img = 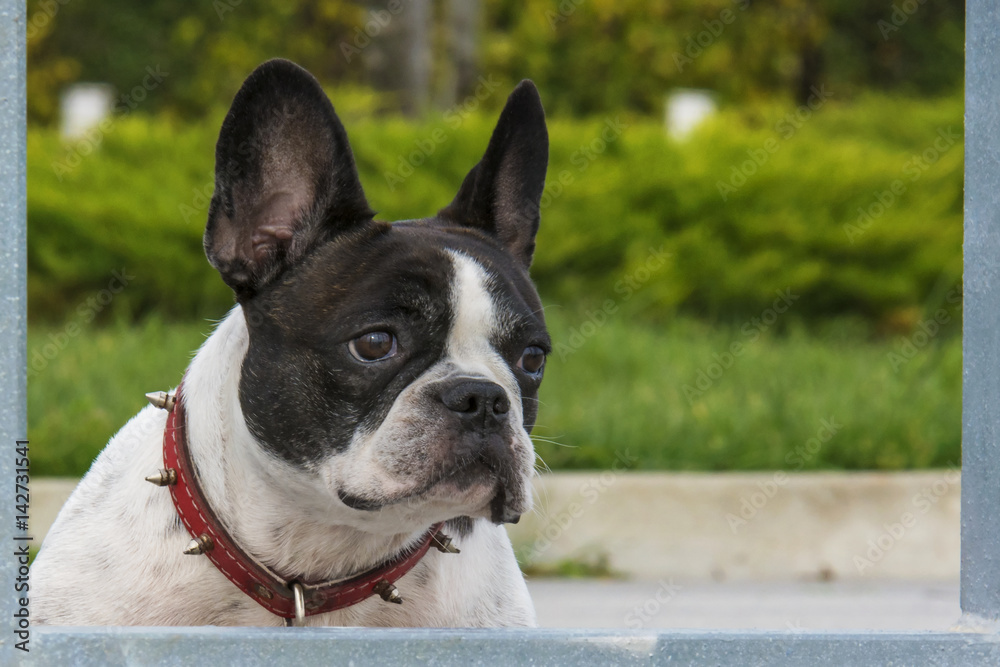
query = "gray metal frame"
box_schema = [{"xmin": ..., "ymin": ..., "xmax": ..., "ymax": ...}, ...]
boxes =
[
  {"xmin": 4, "ymin": 0, "xmax": 999, "ymax": 664},
  {"xmin": 961, "ymin": 0, "xmax": 1000, "ymax": 625},
  {"xmin": 1, "ymin": 0, "xmax": 29, "ymax": 658}
]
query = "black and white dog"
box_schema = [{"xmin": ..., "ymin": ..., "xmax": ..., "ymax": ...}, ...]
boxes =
[{"xmin": 31, "ymin": 59, "xmax": 549, "ymax": 627}]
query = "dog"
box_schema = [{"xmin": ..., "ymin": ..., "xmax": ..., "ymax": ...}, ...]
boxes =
[{"xmin": 31, "ymin": 59, "xmax": 549, "ymax": 627}]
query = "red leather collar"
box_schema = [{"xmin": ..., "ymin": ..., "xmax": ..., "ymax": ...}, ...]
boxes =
[{"xmin": 160, "ymin": 381, "xmax": 444, "ymax": 621}]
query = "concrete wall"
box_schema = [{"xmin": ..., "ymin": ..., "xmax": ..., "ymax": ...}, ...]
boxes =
[
  {"xmin": 34, "ymin": 471, "xmax": 959, "ymax": 582},
  {"xmin": 506, "ymin": 471, "xmax": 959, "ymax": 581}
]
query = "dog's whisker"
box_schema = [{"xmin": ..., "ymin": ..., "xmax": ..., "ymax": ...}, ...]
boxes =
[
  {"xmin": 530, "ymin": 303, "xmax": 563, "ymax": 317},
  {"xmin": 530, "ymin": 436, "xmax": 573, "ymax": 449},
  {"xmin": 533, "ymin": 453, "xmax": 553, "ymax": 475}
]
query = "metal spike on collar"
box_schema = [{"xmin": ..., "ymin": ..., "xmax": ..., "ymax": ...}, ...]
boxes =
[
  {"xmin": 145, "ymin": 468, "xmax": 177, "ymax": 486},
  {"xmin": 432, "ymin": 532, "xmax": 460, "ymax": 554},
  {"xmin": 373, "ymin": 580, "xmax": 403, "ymax": 604},
  {"xmin": 145, "ymin": 390, "xmax": 176, "ymax": 411},
  {"xmin": 183, "ymin": 533, "xmax": 214, "ymax": 555}
]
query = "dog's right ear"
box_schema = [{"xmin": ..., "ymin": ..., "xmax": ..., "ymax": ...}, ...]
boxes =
[{"xmin": 205, "ymin": 59, "xmax": 373, "ymax": 299}]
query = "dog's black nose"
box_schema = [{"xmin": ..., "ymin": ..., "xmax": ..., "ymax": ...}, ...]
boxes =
[{"xmin": 441, "ymin": 380, "xmax": 510, "ymax": 429}]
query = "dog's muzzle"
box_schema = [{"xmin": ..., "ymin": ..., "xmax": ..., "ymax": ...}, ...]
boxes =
[{"xmin": 439, "ymin": 379, "xmax": 527, "ymax": 523}]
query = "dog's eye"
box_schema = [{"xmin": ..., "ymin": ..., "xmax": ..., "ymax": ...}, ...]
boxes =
[
  {"xmin": 349, "ymin": 332, "xmax": 397, "ymax": 362},
  {"xmin": 517, "ymin": 346, "xmax": 546, "ymax": 375}
]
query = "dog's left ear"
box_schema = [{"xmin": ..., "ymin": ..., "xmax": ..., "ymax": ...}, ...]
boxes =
[
  {"xmin": 438, "ymin": 80, "xmax": 548, "ymax": 269},
  {"xmin": 205, "ymin": 59, "xmax": 374, "ymax": 299}
]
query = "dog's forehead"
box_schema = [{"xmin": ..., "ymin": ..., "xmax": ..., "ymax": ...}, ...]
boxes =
[
  {"xmin": 389, "ymin": 221, "xmax": 546, "ymax": 324},
  {"xmin": 266, "ymin": 220, "xmax": 542, "ymax": 325}
]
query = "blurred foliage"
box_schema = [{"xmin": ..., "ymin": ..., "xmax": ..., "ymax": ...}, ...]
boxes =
[
  {"xmin": 483, "ymin": 0, "xmax": 964, "ymax": 115},
  {"xmin": 28, "ymin": 90, "xmax": 962, "ymax": 331},
  {"xmin": 26, "ymin": 0, "xmax": 368, "ymax": 124},
  {"xmin": 26, "ymin": 0, "xmax": 964, "ymax": 123},
  {"xmin": 25, "ymin": 4, "xmax": 80, "ymax": 123}
]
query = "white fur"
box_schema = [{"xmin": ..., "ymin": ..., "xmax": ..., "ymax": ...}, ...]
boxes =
[
  {"xmin": 444, "ymin": 250, "xmax": 516, "ymax": 387},
  {"xmin": 31, "ymin": 284, "xmax": 536, "ymax": 626}
]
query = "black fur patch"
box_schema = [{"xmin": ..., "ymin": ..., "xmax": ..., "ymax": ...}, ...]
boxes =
[{"xmin": 445, "ymin": 515, "xmax": 476, "ymax": 539}]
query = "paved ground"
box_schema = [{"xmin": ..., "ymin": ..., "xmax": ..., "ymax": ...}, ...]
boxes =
[{"xmin": 527, "ymin": 579, "xmax": 960, "ymax": 630}]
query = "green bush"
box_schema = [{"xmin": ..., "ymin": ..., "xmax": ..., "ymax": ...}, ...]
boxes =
[{"xmin": 29, "ymin": 91, "xmax": 962, "ymax": 330}]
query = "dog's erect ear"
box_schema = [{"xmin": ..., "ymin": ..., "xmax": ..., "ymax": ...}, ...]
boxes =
[
  {"xmin": 205, "ymin": 59, "xmax": 373, "ymax": 298},
  {"xmin": 438, "ymin": 80, "xmax": 548, "ymax": 268}
]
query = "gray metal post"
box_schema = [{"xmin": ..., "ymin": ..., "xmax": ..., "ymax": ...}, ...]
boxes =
[
  {"xmin": 963, "ymin": 0, "xmax": 1000, "ymax": 623},
  {"xmin": 0, "ymin": 0, "xmax": 27, "ymax": 660}
]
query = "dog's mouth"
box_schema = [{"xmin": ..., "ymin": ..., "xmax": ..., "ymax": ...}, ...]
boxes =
[
  {"xmin": 336, "ymin": 490, "xmax": 385, "ymax": 512},
  {"xmin": 337, "ymin": 450, "xmax": 526, "ymax": 524},
  {"xmin": 489, "ymin": 485, "xmax": 520, "ymax": 524}
]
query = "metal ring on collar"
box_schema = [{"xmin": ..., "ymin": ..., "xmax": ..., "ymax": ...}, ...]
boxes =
[{"xmin": 289, "ymin": 582, "xmax": 306, "ymax": 627}]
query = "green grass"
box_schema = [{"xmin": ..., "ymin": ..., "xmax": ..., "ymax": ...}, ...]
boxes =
[
  {"xmin": 519, "ymin": 553, "xmax": 622, "ymax": 579},
  {"xmin": 535, "ymin": 310, "xmax": 961, "ymax": 471},
  {"xmin": 28, "ymin": 317, "xmax": 210, "ymax": 476},
  {"xmin": 28, "ymin": 310, "xmax": 961, "ymax": 477}
]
